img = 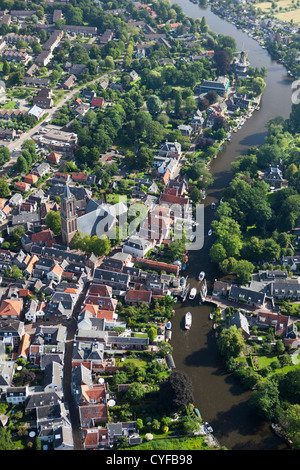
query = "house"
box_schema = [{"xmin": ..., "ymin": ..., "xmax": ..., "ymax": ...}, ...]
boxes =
[
  {"xmin": 91, "ymin": 96, "xmax": 104, "ymax": 109},
  {"xmin": 47, "ymin": 263, "xmax": 64, "ymax": 282},
  {"xmin": 81, "ymin": 89, "xmax": 96, "ymax": 102},
  {"xmin": 6, "ymin": 386, "xmax": 28, "ymax": 405},
  {"xmin": 228, "ymin": 311, "xmax": 250, "ymax": 337},
  {"xmin": 0, "ymin": 319, "xmax": 24, "ymax": 349},
  {"xmin": 125, "ymin": 289, "xmax": 152, "ymax": 305},
  {"xmin": 122, "ymin": 236, "xmax": 153, "ymax": 258},
  {"xmin": 62, "ymin": 25, "xmax": 97, "ymax": 35},
  {"xmin": 26, "ymin": 63, "xmax": 38, "ymax": 77},
  {"xmin": 82, "ymin": 427, "xmax": 109, "ymax": 450},
  {"xmin": 2, "ymin": 50, "xmax": 29, "ymax": 63},
  {"xmin": 47, "ymin": 152, "xmax": 61, "ymax": 164},
  {"xmin": 0, "ymin": 299, "xmax": 23, "ymax": 320},
  {"xmin": 15, "ymin": 181, "xmax": 30, "ymax": 192},
  {"xmin": 23, "ymin": 77, "xmax": 51, "ymax": 87},
  {"xmin": 159, "ymin": 141, "xmax": 182, "ymax": 159},
  {"xmin": 26, "ymin": 105, "xmax": 45, "ymax": 120},
  {"xmin": 43, "ymin": 361, "xmax": 64, "ymax": 393},
  {"xmin": 178, "ymin": 125, "xmax": 194, "ymax": 137},
  {"xmin": 129, "ymin": 70, "xmax": 139, "ymax": 81},
  {"xmin": 0, "ymin": 361, "xmax": 15, "ymax": 392},
  {"xmin": 264, "ymin": 165, "xmax": 284, "ymax": 189},
  {"xmin": 107, "ymin": 422, "xmax": 141, "ymax": 446},
  {"xmin": 0, "ymin": 128, "xmax": 16, "ymax": 140},
  {"xmin": 35, "ymin": 50, "xmax": 52, "ymax": 66},
  {"xmin": 199, "ymin": 76, "xmax": 230, "ymax": 96},
  {"xmin": 255, "ymin": 311, "xmax": 298, "ymax": 342},
  {"xmin": 92, "ymin": 269, "xmax": 130, "ymax": 292},
  {"xmin": 24, "ymin": 174, "xmax": 38, "ymax": 185},
  {"xmin": 229, "ymin": 285, "xmax": 266, "ymax": 308},
  {"xmin": 9, "ymin": 193, "xmax": 23, "ymax": 207},
  {"xmin": 33, "ymin": 88, "xmax": 53, "ymax": 109},
  {"xmin": 63, "ymin": 74, "xmax": 76, "ymax": 89},
  {"xmin": 32, "ymin": 162, "xmax": 50, "ymax": 178}
]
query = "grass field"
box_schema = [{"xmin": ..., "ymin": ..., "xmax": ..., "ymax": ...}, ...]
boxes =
[
  {"xmin": 275, "ymin": 9, "xmax": 300, "ymax": 22},
  {"xmin": 255, "ymin": 0, "xmax": 300, "ymax": 23}
]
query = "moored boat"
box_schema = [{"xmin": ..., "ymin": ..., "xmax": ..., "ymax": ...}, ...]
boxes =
[
  {"xmin": 166, "ymin": 321, "xmax": 172, "ymax": 330},
  {"xmin": 185, "ymin": 312, "xmax": 192, "ymax": 330},
  {"xmin": 198, "ymin": 271, "xmax": 205, "ymax": 281},
  {"xmin": 189, "ymin": 287, "xmax": 197, "ymax": 300},
  {"xmin": 205, "ymin": 422, "xmax": 213, "ymax": 433}
]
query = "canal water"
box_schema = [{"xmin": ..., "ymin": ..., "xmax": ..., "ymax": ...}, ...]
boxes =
[{"xmin": 170, "ymin": 0, "xmax": 293, "ymax": 450}]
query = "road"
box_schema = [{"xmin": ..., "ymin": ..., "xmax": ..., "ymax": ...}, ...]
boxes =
[{"xmin": 62, "ymin": 281, "xmax": 90, "ymax": 450}]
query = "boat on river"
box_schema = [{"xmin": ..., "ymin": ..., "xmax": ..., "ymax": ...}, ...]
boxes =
[
  {"xmin": 208, "ymin": 229, "xmax": 212, "ymax": 236},
  {"xmin": 205, "ymin": 422, "xmax": 213, "ymax": 433},
  {"xmin": 189, "ymin": 287, "xmax": 197, "ymax": 300},
  {"xmin": 199, "ymin": 271, "xmax": 205, "ymax": 281},
  {"xmin": 166, "ymin": 321, "xmax": 172, "ymax": 330},
  {"xmin": 185, "ymin": 312, "xmax": 192, "ymax": 330}
]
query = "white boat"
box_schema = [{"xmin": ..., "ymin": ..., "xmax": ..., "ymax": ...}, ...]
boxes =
[
  {"xmin": 205, "ymin": 422, "xmax": 213, "ymax": 433},
  {"xmin": 211, "ymin": 202, "xmax": 216, "ymax": 209},
  {"xmin": 189, "ymin": 288, "xmax": 197, "ymax": 300},
  {"xmin": 199, "ymin": 271, "xmax": 205, "ymax": 281},
  {"xmin": 185, "ymin": 312, "xmax": 192, "ymax": 330},
  {"xmin": 208, "ymin": 229, "xmax": 212, "ymax": 236},
  {"xmin": 166, "ymin": 321, "xmax": 172, "ymax": 330}
]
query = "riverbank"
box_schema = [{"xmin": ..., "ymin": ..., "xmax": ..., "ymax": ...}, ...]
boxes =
[
  {"xmin": 208, "ymin": 0, "xmax": 299, "ymax": 79},
  {"xmin": 170, "ymin": 0, "xmax": 292, "ymax": 450}
]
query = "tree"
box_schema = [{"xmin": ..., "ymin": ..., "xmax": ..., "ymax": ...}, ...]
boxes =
[
  {"xmin": 0, "ymin": 428, "xmax": 14, "ymax": 450},
  {"xmin": 278, "ymin": 369, "xmax": 300, "ymax": 404},
  {"xmin": 16, "ymin": 155, "xmax": 28, "ymax": 173},
  {"xmin": 0, "ymin": 178, "xmax": 10, "ymax": 198},
  {"xmin": 232, "ymin": 259, "xmax": 254, "ymax": 285},
  {"xmin": 146, "ymin": 94, "xmax": 162, "ymax": 117},
  {"xmin": 252, "ymin": 77, "xmax": 266, "ymax": 96},
  {"xmin": 5, "ymin": 265, "xmax": 22, "ymax": 280},
  {"xmin": 209, "ymin": 243, "xmax": 227, "ymax": 264},
  {"xmin": 217, "ymin": 325, "xmax": 246, "ymax": 359},
  {"xmin": 214, "ymin": 49, "xmax": 231, "ymax": 74},
  {"xmin": 159, "ymin": 370, "xmax": 195, "ymax": 412},
  {"xmin": 278, "ymin": 404, "xmax": 300, "ymax": 449},
  {"xmin": 125, "ymin": 382, "xmax": 145, "ymax": 403},
  {"xmin": 45, "ymin": 211, "xmax": 61, "ymax": 235},
  {"xmin": 250, "ymin": 380, "xmax": 280, "ymax": 420}
]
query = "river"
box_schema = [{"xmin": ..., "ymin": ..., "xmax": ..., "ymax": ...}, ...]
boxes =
[{"xmin": 170, "ymin": 0, "xmax": 293, "ymax": 450}]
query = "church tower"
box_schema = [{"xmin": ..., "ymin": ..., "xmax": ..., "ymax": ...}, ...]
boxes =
[{"xmin": 60, "ymin": 184, "xmax": 78, "ymax": 246}]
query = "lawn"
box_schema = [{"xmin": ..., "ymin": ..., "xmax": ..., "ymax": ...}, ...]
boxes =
[
  {"xmin": 106, "ymin": 194, "xmax": 127, "ymax": 204},
  {"xmin": 124, "ymin": 435, "xmax": 214, "ymax": 450},
  {"xmin": 3, "ymin": 100, "xmax": 17, "ymax": 109}
]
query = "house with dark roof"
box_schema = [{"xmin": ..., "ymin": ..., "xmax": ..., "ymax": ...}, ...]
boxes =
[{"xmin": 228, "ymin": 284, "xmax": 266, "ymax": 308}]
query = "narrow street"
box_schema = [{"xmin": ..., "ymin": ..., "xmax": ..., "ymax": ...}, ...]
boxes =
[{"xmin": 62, "ymin": 281, "xmax": 90, "ymax": 450}]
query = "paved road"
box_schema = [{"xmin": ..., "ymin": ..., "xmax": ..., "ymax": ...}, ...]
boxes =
[{"xmin": 62, "ymin": 281, "xmax": 90, "ymax": 450}]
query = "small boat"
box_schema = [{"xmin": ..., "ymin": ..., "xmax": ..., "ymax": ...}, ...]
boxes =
[
  {"xmin": 189, "ymin": 288, "xmax": 197, "ymax": 300},
  {"xmin": 208, "ymin": 229, "xmax": 212, "ymax": 236},
  {"xmin": 198, "ymin": 271, "xmax": 205, "ymax": 281},
  {"xmin": 173, "ymin": 297, "xmax": 178, "ymax": 303},
  {"xmin": 166, "ymin": 321, "xmax": 172, "ymax": 330},
  {"xmin": 185, "ymin": 312, "xmax": 192, "ymax": 330},
  {"xmin": 211, "ymin": 202, "xmax": 216, "ymax": 209},
  {"xmin": 205, "ymin": 422, "xmax": 213, "ymax": 433}
]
